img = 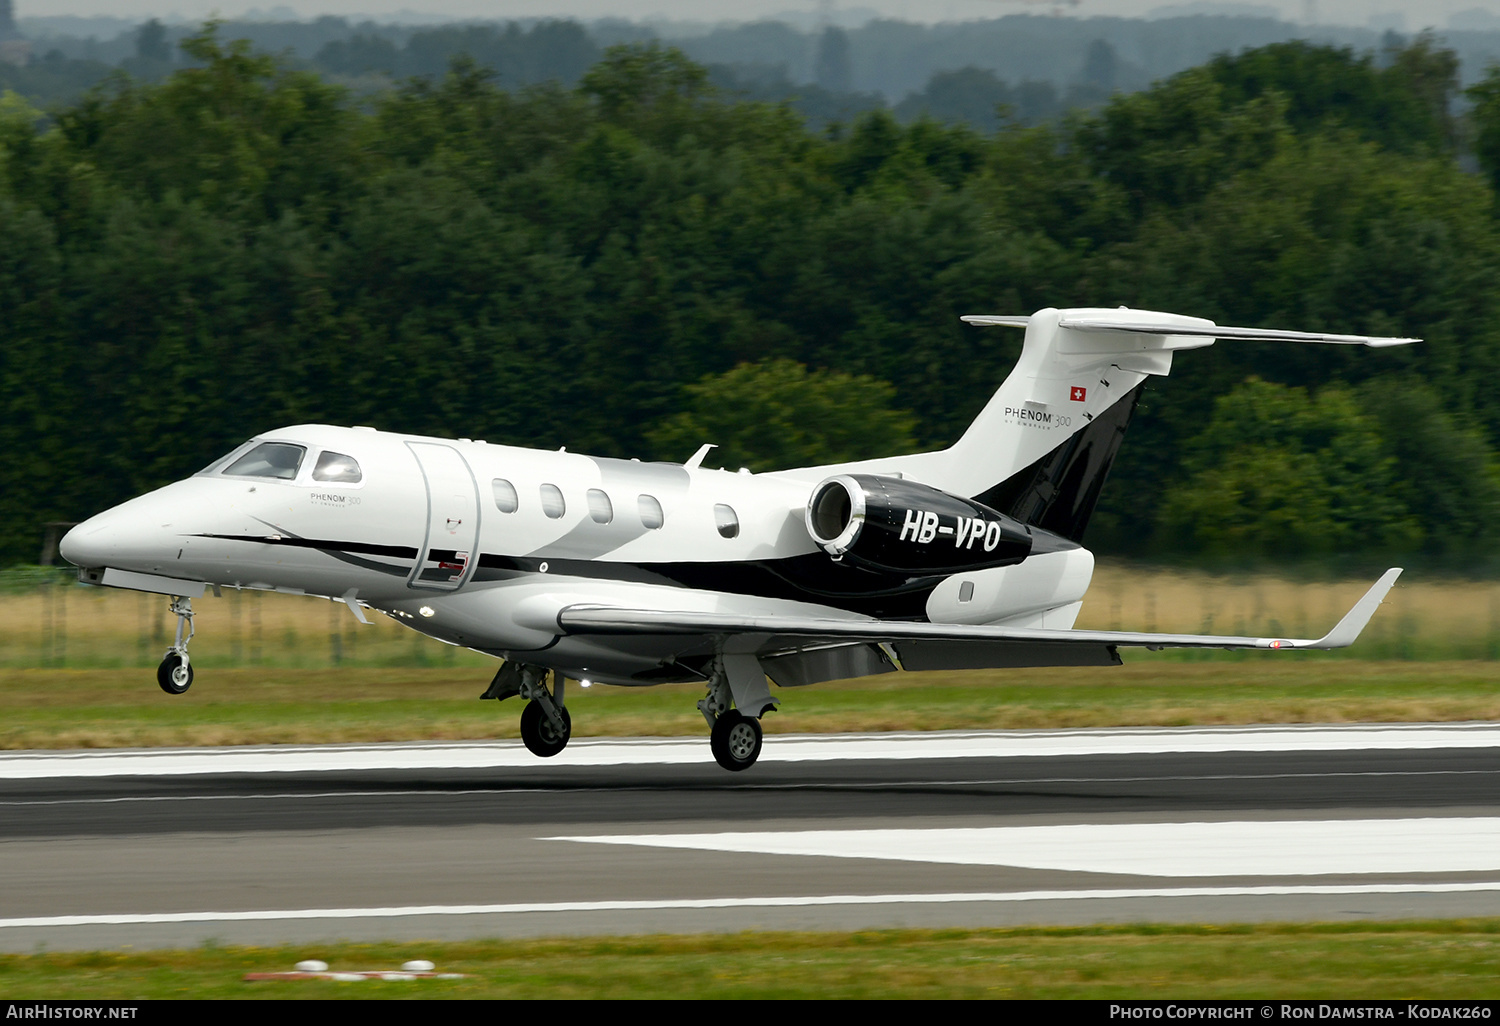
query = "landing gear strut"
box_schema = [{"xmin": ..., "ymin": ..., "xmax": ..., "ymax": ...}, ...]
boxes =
[
  {"xmin": 699, "ymin": 653, "xmax": 775, "ymax": 772},
  {"xmin": 156, "ymin": 596, "xmax": 195, "ymax": 695},
  {"xmin": 483, "ymin": 662, "xmax": 571, "ymax": 757}
]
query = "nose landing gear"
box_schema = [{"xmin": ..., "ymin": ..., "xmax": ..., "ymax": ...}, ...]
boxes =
[{"xmin": 156, "ymin": 596, "xmax": 195, "ymax": 695}]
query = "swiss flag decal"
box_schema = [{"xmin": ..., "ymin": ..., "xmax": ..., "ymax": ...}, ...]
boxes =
[{"xmin": 1070, "ymin": 386, "xmax": 1087, "ymax": 402}]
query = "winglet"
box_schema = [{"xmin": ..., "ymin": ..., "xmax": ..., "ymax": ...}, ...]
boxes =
[{"xmin": 1304, "ymin": 568, "xmax": 1403, "ymax": 649}]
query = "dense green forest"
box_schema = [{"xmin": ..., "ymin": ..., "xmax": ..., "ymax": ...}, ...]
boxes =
[{"xmin": 3, "ymin": 26, "xmax": 1500, "ymax": 567}]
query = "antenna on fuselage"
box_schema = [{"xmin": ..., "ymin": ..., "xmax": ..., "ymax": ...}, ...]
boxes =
[{"xmin": 685, "ymin": 443, "xmax": 717, "ymax": 470}]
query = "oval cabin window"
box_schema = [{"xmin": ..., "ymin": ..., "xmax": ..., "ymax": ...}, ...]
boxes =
[
  {"xmin": 638, "ymin": 494, "xmax": 664, "ymax": 530},
  {"xmin": 587, "ymin": 488, "xmax": 613, "ymax": 524},
  {"xmin": 714, "ymin": 503, "xmax": 739, "ymax": 539},
  {"xmin": 540, "ymin": 484, "xmax": 566, "ymax": 519},
  {"xmin": 492, "ymin": 479, "xmax": 519, "ymax": 513}
]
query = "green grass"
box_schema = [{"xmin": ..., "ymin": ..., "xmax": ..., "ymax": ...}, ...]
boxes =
[
  {"xmin": 2, "ymin": 660, "xmax": 1497, "ymax": 749},
  {"xmin": 3, "ymin": 923, "xmax": 1498, "ymax": 998}
]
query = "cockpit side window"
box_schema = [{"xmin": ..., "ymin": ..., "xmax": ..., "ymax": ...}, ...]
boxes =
[
  {"xmin": 223, "ymin": 442, "xmax": 307, "ymax": 481},
  {"xmin": 312, "ymin": 451, "xmax": 362, "ymax": 484}
]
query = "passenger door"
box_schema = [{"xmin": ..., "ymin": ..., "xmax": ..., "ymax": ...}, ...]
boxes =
[{"xmin": 406, "ymin": 442, "xmax": 480, "ymax": 591}]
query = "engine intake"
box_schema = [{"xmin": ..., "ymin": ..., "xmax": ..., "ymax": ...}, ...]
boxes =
[{"xmin": 805, "ymin": 474, "xmax": 1032, "ymax": 574}]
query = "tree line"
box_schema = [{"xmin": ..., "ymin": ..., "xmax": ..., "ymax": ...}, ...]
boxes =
[{"xmin": 3, "ymin": 28, "xmax": 1500, "ymax": 567}]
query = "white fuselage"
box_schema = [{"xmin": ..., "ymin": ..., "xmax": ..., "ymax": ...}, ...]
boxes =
[{"xmin": 60, "ymin": 423, "xmax": 1095, "ymax": 686}]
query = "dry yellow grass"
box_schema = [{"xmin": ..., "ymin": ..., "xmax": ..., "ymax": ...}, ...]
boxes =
[
  {"xmin": 1079, "ymin": 562, "xmax": 1491, "ymax": 659},
  {"xmin": 0, "ymin": 581, "xmax": 486, "ymax": 669},
  {"xmin": 0, "ymin": 560, "xmax": 1492, "ymax": 669}
]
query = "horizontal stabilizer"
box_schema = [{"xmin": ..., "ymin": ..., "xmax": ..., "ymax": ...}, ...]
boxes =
[
  {"xmin": 962, "ymin": 314, "xmax": 1420, "ymax": 348},
  {"xmin": 555, "ymin": 569, "xmax": 1402, "ymax": 657}
]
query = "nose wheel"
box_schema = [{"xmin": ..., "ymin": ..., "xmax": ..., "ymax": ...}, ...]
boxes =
[
  {"xmin": 157, "ymin": 652, "xmax": 194, "ymax": 694},
  {"xmin": 156, "ymin": 596, "xmax": 195, "ymax": 695}
]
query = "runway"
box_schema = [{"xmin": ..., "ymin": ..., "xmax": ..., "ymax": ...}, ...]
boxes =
[{"xmin": 1, "ymin": 724, "xmax": 1497, "ymax": 951}]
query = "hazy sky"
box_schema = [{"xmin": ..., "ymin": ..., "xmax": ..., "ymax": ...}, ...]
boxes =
[{"xmin": 15, "ymin": 0, "xmax": 1500, "ymax": 33}]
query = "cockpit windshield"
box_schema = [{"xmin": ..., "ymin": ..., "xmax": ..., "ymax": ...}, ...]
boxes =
[{"xmin": 222, "ymin": 442, "xmax": 307, "ymax": 480}]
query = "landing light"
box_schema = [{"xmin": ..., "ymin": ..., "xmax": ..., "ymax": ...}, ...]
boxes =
[
  {"xmin": 419, "ymin": 606, "xmax": 435, "ymax": 618},
  {"xmin": 581, "ymin": 679, "xmax": 592, "ymax": 688}
]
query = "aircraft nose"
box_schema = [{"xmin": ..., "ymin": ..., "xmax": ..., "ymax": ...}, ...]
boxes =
[
  {"xmin": 59, "ymin": 498, "xmax": 180, "ymax": 571},
  {"xmin": 59, "ymin": 513, "xmax": 124, "ymax": 569}
]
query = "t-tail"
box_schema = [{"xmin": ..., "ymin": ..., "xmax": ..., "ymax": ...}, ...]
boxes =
[{"xmin": 860, "ymin": 306, "xmax": 1419, "ymax": 542}]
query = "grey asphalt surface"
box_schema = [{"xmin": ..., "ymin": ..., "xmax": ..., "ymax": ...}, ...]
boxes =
[{"xmin": 1, "ymin": 743, "xmax": 1497, "ymax": 950}]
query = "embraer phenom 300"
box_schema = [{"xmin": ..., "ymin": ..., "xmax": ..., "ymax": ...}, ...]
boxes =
[{"xmin": 61, "ymin": 307, "xmax": 1413, "ymax": 770}]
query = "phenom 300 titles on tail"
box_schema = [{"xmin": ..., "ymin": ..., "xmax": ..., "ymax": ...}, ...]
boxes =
[{"xmin": 62, "ymin": 307, "xmax": 1413, "ymax": 770}]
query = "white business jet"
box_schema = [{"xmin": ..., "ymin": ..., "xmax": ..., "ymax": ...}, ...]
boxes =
[{"xmin": 60, "ymin": 307, "xmax": 1413, "ymax": 770}]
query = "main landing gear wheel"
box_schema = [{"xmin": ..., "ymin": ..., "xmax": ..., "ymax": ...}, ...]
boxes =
[
  {"xmin": 157, "ymin": 652, "xmax": 193, "ymax": 695},
  {"xmin": 710, "ymin": 709, "xmax": 763, "ymax": 772},
  {"xmin": 520, "ymin": 699, "xmax": 571, "ymax": 758}
]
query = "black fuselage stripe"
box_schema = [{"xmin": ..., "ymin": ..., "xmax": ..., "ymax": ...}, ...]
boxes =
[
  {"xmin": 194, "ymin": 534, "xmax": 418, "ymax": 558},
  {"xmin": 194, "ymin": 534, "xmax": 939, "ymax": 617}
]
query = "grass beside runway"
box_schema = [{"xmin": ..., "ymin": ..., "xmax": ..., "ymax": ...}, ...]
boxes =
[
  {"xmin": 10, "ymin": 562, "xmax": 1500, "ymax": 672},
  {"xmin": 1, "ymin": 660, "xmax": 1498, "ymax": 749},
  {"xmin": 2, "ymin": 922, "xmax": 1498, "ymax": 998}
]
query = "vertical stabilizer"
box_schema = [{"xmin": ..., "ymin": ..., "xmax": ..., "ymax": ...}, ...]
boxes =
[
  {"xmin": 842, "ymin": 307, "xmax": 1212, "ymax": 512},
  {"xmin": 820, "ymin": 306, "xmax": 1415, "ymax": 543}
]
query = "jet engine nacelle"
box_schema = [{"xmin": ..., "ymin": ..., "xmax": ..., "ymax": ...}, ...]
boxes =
[{"xmin": 804, "ymin": 474, "xmax": 1032, "ymax": 574}]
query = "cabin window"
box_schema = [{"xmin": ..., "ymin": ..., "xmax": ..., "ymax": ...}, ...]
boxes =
[
  {"xmin": 587, "ymin": 488, "xmax": 613, "ymax": 524},
  {"xmin": 312, "ymin": 451, "xmax": 362, "ymax": 484},
  {"xmin": 958, "ymin": 581, "xmax": 975, "ymax": 603},
  {"xmin": 714, "ymin": 503, "xmax": 739, "ymax": 539},
  {"xmin": 492, "ymin": 479, "xmax": 519, "ymax": 513},
  {"xmin": 540, "ymin": 484, "xmax": 566, "ymax": 519},
  {"xmin": 223, "ymin": 442, "xmax": 306, "ymax": 481},
  {"xmin": 638, "ymin": 494, "xmax": 665, "ymax": 530}
]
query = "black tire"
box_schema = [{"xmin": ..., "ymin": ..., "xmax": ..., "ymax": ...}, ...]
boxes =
[
  {"xmin": 519, "ymin": 699, "xmax": 571, "ymax": 758},
  {"xmin": 157, "ymin": 653, "xmax": 193, "ymax": 695},
  {"xmin": 710, "ymin": 710, "xmax": 762, "ymax": 772}
]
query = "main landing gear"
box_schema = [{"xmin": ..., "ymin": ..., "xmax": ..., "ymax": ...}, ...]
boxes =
[
  {"xmin": 482, "ymin": 662, "xmax": 571, "ymax": 757},
  {"xmin": 698, "ymin": 653, "xmax": 776, "ymax": 772},
  {"xmin": 482, "ymin": 653, "xmax": 778, "ymax": 772},
  {"xmin": 156, "ymin": 596, "xmax": 195, "ymax": 695}
]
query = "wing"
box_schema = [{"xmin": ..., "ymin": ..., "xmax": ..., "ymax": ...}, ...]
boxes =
[{"xmin": 554, "ymin": 569, "xmax": 1402, "ymax": 676}]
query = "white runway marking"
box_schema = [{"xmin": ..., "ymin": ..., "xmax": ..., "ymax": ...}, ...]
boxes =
[
  {"xmin": 4, "ymin": 882, "xmax": 1500, "ymax": 931},
  {"xmin": 1, "ymin": 723, "xmax": 1497, "ymax": 779},
  {"xmin": 552, "ymin": 818, "xmax": 1500, "ymax": 877}
]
